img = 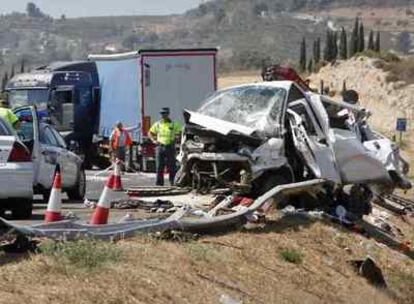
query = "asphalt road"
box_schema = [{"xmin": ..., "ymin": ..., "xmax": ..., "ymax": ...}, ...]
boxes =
[
  {"xmin": 85, "ymin": 169, "xmax": 156, "ymax": 201},
  {"xmin": 9, "ymin": 170, "xmax": 158, "ymax": 226}
]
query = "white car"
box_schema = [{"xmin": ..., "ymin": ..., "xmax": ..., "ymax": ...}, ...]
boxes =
[
  {"xmin": 0, "ymin": 115, "xmax": 34, "ymax": 219},
  {"xmin": 14, "ymin": 106, "xmax": 86, "ymax": 203}
]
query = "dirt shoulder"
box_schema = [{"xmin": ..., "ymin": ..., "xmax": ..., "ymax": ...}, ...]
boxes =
[{"xmin": 0, "ymin": 212, "xmax": 413, "ymax": 304}]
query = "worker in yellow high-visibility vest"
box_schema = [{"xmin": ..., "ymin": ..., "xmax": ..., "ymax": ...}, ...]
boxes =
[
  {"xmin": 148, "ymin": 107, "xmax": 182, "ymax": 186},
  {"xmin": 0, "ymin": 100, "xmax": 19, "ymax": 129}
]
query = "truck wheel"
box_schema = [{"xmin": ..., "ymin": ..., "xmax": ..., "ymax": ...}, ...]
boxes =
[
  {"xmin": 67, "ymin": 168, "xmax": 86, "ymax": 201},
  {"xmin": 11, "ymin": 199, "xmax": 33, "ymax": 220}
]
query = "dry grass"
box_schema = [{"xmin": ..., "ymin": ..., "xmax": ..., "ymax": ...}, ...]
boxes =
[
  {"xmin": 382, "ymin": 57, "xmax": 414, "ymax": 86},
  {"xmin": 0, "ymin": 214, "xmax": 413, "ymax": 304},
  {"xmin": 218, "ymin": 71, "xmax": 261, "ymax": 89},
  {"xmin": 38, "ymin": 240, "xmax": 122, "ymax": 273}
]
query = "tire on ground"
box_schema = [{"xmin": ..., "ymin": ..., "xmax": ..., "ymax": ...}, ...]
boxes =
[{"xmin": 67, "ymin": 168, "xmax": 86, "ymax": 201}]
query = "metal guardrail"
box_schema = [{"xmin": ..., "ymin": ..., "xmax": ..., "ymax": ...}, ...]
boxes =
[{"xmin": 0, "ymin": 179, "xmax": 327, "ymax": 240}]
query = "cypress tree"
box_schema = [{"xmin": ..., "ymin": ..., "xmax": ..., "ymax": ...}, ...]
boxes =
[
  {"xmin": 10, "ymin": 64, "xmax": 15, "ymax": 79},
  {"xmin": 367, "ymin": 30, "xmax": 375, "ymax": 50},
  {"xmin": 308, "ymin": 59, "xmax": 313, "ymax": 73},
  {"xmin": 339, "ymin": 27, "xmax": 348, "ymax": 59},
  {"xmin": 313, "ymin": 38, "xmax": 322, "ymax": 64},
  {"xmin": 350, "ymin": 17, "xmax": 359, "ymax": 56},
  {"xmin": 375, "ymin": 31, "xmax": 381, "ymax": 52},
  {"xmin": 358, "ymin": 22, "xmax": 365, "ymax": 52},
  {"xmin": 20, "ymin": 60, "xmax": 25, "ymax": 73},
  {"xmin": 317, "ymin": 37, "xmax": 321, "ymax": 62},
  {"xmin": 332, "ymin": 31, "xmax": 338, "ymax": 60},
  {"xmin": 2, "ymin": 72, "xmax": 9, "ymax": 91},
  {"xmin": 300, "ymin": 37, "xmax": 307, "ymax": 72},
  {"xmin": 314, "ymin": 37, "xmax": 321, "ymax": 64},
  {"xmin": 323, "ymin": 30, "xmax": 331, "ymax": 61}
]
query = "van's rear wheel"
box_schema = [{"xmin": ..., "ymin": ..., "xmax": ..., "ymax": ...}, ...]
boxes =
[{"xmin": 67, "ymin": 168, "xmax": 86, "ymax": 201}]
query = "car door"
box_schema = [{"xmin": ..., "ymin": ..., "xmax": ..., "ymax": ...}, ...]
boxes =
[
  {"xmin": 49, "ymin": 126, "xmax": 78, "ymax": 187},
  {"xmin": 39, "ymin": 125, "xmax": 76, "ymax": 188},
  {"xmin": 0, "ymin": 119, "xmax": 14, "ymax": 164},
  {"xmin": 37, "ymin": 125, "xmax": 63, "ymax": 188},
  {"xmin": 13, "ymin": 106, "xmax": 41, "ymax": 185},
  {"xmin": 288, "ymin": 100, "xmax": 341, "ymax": 183}
]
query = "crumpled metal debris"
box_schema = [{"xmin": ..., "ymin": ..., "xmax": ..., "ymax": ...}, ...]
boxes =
[
  {"xmin": 112, "ymin": 199, "xmax": 175, "ymax": 211},
  {"xmin": 1, "ymin": 179, "xmax": 326, "ymax": 241},
  {"xmin": 0, "ymin": 207, "xmax": 190, "ymax": 241},
  {"xmin": 349, "ymin": 256, "xmax": 387, "ymax": 288}
]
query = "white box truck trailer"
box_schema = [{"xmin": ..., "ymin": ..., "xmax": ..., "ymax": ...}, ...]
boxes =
[{"xmin": 89, "ymin": 48, "xmax": 218, "ymax": 170}]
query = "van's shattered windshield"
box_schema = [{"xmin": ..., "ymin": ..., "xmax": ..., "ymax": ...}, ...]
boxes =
[{"xmin": 198, "ymin": 86, "xmax": 286, "ymax": 129}]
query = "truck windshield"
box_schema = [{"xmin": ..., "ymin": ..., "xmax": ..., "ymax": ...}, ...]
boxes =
[
  {"xmin": 198, "ymin": 86, "xmax": 287, "ymax": 129},
  {"xmin": 8, "ymin": 89, "xmax": 49, "ymax": 109}
]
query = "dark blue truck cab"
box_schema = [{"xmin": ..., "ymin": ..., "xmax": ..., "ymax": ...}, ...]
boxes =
[{"xmin": 6, "ymin": 62, "xmax": 101, "ymax": 167}]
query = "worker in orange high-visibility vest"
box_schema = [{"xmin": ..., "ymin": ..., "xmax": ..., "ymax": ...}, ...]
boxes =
[{"xmin": 109, "ymin": 121, "xmax": 132, "ymax": 165}]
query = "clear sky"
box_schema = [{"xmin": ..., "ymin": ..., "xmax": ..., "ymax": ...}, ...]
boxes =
[{"xmin": 0, "ymin": 0, "xmax": 205, "ymax": 18}]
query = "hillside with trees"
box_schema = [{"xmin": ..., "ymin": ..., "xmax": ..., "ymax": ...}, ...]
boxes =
[
  {"xmin": 298, "ymin": 17, "xmax": 387, "ymax": 74},
  {"xmin": 0, "ymin": 0, "xmax": 413, "ymax": 87}
]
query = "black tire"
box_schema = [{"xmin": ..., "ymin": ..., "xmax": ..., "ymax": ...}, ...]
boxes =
[
  {"xmin": 67, "ymin": 168, "xmax": 86, "ymax": 201},
  {"xmin": 11, "ymin": 199, "xmax": 33, "ymax": 220}
]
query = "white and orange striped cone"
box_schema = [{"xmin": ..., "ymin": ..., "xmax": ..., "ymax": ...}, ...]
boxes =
[
  {"xmin": 113, "ymin": 159, "xmax": 123, "ymax": 191},
  {"xmin": 45, "ymin": 164, "xmax": 63, "ymax": 223},
  {"xmin": 90, "ymin": 173, "xmax": 115, "ymax": 225}
]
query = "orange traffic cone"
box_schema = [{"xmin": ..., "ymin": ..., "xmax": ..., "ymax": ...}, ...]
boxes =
[
  {"xmin": 113, "ymin": 159, "xmax": 123, "ymax": 191},
  {"xmin": 90, "ymin": 173, "xmax": 115, "ymax": 225},
  {"xmin": 45, "ymin": 165, "xmax": 63, "ymax": 223}
]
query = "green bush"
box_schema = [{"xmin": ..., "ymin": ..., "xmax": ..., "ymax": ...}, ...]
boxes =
[
  {"xmin": 354, "ymin": 50, "xmax": 401, "ymax": 62},
  {"xmin": 280, "ymin": 249, "xmax": 303, "ymax": 264},
  {"xmin": 39, "ymin": 240, "xmax": 122, "ymax": 271}
]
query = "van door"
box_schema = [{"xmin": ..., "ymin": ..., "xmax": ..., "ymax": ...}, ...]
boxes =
[{"xmin": 288, "ymin": 100, "xmax": 341, "ymax": 183}]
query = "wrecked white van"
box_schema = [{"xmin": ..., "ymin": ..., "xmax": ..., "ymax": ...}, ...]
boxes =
[{"xmin": 176, "ymin": 81, "xmax": 411, "ymax": 217}]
